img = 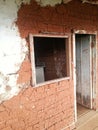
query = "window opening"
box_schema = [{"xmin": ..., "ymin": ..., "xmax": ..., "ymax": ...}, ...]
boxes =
[{"xmin": 31, "ymin": 36, "xmax": 69, "ymax": 85}]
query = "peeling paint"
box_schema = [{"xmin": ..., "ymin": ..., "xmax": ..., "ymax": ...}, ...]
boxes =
[
  {"xmin": 0, "ymin": 0, "xmax": 30, "ymax": 103},
  {"xmin": 35, "ymin": 0, "xmax": 72, "ymax": 7}
]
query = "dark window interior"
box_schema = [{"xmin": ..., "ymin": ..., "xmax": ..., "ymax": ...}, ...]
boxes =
[{"xmin": 34, "ymin": 37, "xmax": 69, "ymax": 84}]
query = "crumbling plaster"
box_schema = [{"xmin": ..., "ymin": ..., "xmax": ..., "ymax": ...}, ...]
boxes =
[
  {"xmin": 0, "ymin": 0, "xmax": 97, "ymax": 104},
  {"xmin": 35, "ymin": 0, "xmax": 98, "ymax": 6},
  {"xmin": 35, "ymin": 0, "xmax": 72, "ymax": 6},
  {"xmin": 82, "ymin": 0, "xmax": 98, "ymax": 4},
  {"xmin": 0, "ymin": 0, "xmax": 30, "ymax": 103}
]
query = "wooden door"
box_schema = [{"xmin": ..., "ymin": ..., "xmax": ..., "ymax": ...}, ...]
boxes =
[{"xmin": 76, "ymin": 34, "xmax": 92, "ymax": 108}]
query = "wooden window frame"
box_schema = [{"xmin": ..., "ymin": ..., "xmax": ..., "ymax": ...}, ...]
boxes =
[{"xmin": 29, "ymin": 34, "xmax": 71, "ymax": 87}]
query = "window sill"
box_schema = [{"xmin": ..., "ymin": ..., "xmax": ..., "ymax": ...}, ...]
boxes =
[{"xmin": 32, "ymin": 77, "xmax": 70, "ymax": 88}]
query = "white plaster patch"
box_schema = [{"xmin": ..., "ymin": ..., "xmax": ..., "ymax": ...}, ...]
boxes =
[
  {"xmin": 0, "ymin": 0, "xmax": 30, "ymax": 103},
  {"xmin": 0, "ymin": 73, "xmax": 20, "ymax": 103},
  {"xmin": 35, "ymin": 0, "xmax": 72, "ymax": 6},
  {"xmin": 82, "ymin": 0, "xmax": 98, "ymax": 5},
  {"xmin": 15, "ymin": 0, "xmax": 31, "ymax": 8},
  {"xmin": 0, "ymin": 39, "xmax": 28, "ymax": 75}
]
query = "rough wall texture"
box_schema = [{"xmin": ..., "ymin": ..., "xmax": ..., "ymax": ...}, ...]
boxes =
[
  {"xmin": 17, "ymin": 0, "xmax": 98, "ymax": 36},
  {"xmin": 0, "ymin": 81, "xmax": 74, "ymax": 130},
  {"xmin": 35, "ymin": 0, "xmax": 72, "ymax": 7},
  {"xmin": 0, "ymin": 0, "xmax": 31, "ymax": 103},
  {"xmin": 82, "ymin": 0, "xmax": 98, "ymax": 5},
  {"xmin": 0, "ymin": 0, "xmax": 98, "ymax": 130}
]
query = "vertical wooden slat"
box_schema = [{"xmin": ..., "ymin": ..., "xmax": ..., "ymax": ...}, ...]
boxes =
[
  {"xmin": 29, "ymin": 34, "xmax": 36, "ymax": 86},
  {"xmin": 91, "ymin": 35, "xmax": 96, "ymax": 109},
  {"xmin": 73, "ymin": 33, "xmax": 77, "ymax": 122}
]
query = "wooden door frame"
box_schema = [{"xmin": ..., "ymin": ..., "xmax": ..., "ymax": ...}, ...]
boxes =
[{"xmin": 72, "ymin": 30, "xmax": 97, "ymax": 122}]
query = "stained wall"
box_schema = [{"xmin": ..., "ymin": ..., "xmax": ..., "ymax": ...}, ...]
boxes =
[{"xmin": 0, "ymin": 0, "xmax": 98, "ymax": 130}]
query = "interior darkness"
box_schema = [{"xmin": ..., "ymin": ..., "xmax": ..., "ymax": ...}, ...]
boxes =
[{"xmin": 34, "ymin": 37, "xmax": 68, "ymax": 83}]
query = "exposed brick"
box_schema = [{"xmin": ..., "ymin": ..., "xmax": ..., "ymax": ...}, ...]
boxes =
[
  {"xmin": 6, "ymin": 119, "xmax": 25, "ymax": 130},
  {"xmin": 2, "ymin": 127, "xmax": 12, "ymax": 130},
  {"xmin": 32, "ymin": 123, "xmax": 39, "ymax": 130},
  {"xmin": 1, "ymin": 0, "xmax": 98, "ymax": 130},
  {"xmin": 0, "ymin": 106, "xmax": 5, "ymax": 112},
  {"xmin": 17, "ymin": 60, "xmax": 31, "ymax": 84},
  {"xmin": 48, "ymin": 125, "xmax": 55, "ymax": 130},
  {"xmin": 0, "ymin": 111, "xmax": 10, "ymax": 122},
  {"xmin": 26, "ymin": 126, "xmax": 32, "ymax": 130},
  {"xmin": 0, "ymin": 121, "xmax": 6, "ymax": 129}
]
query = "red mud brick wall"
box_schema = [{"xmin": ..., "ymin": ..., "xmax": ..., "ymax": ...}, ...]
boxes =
[
  {"xmin": 0, "ymin": 81, "xmax": 74, "ymax": 130},
  {"xmin": 17, "ymin": 0, "xmax": 98, "ymax": 37},
  {"xmin": 1, "ymin": 0, "xmax": 98, "ymax": 130}
]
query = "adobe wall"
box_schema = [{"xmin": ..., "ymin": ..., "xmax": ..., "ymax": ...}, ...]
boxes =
[
  {"xmin": 0, "ymin": 0, "xmax": 98, "ymax": 130},
  {"xmin": 17, "ymin": 0, "xmax": 98, "ymax": 111},
  {"xmin": 0, "ymin": 81, "xmax": 74, "ymax": 130}
]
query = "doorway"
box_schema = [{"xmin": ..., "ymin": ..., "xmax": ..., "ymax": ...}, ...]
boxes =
[{"xmin": 75, "ymin": 34, "xmax": 96, "ymax": 117}]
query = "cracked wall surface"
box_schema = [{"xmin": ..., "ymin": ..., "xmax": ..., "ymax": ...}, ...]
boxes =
[{"xmin": 0, "ymin": 0, "xmax": 30, "ymax": 103}]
